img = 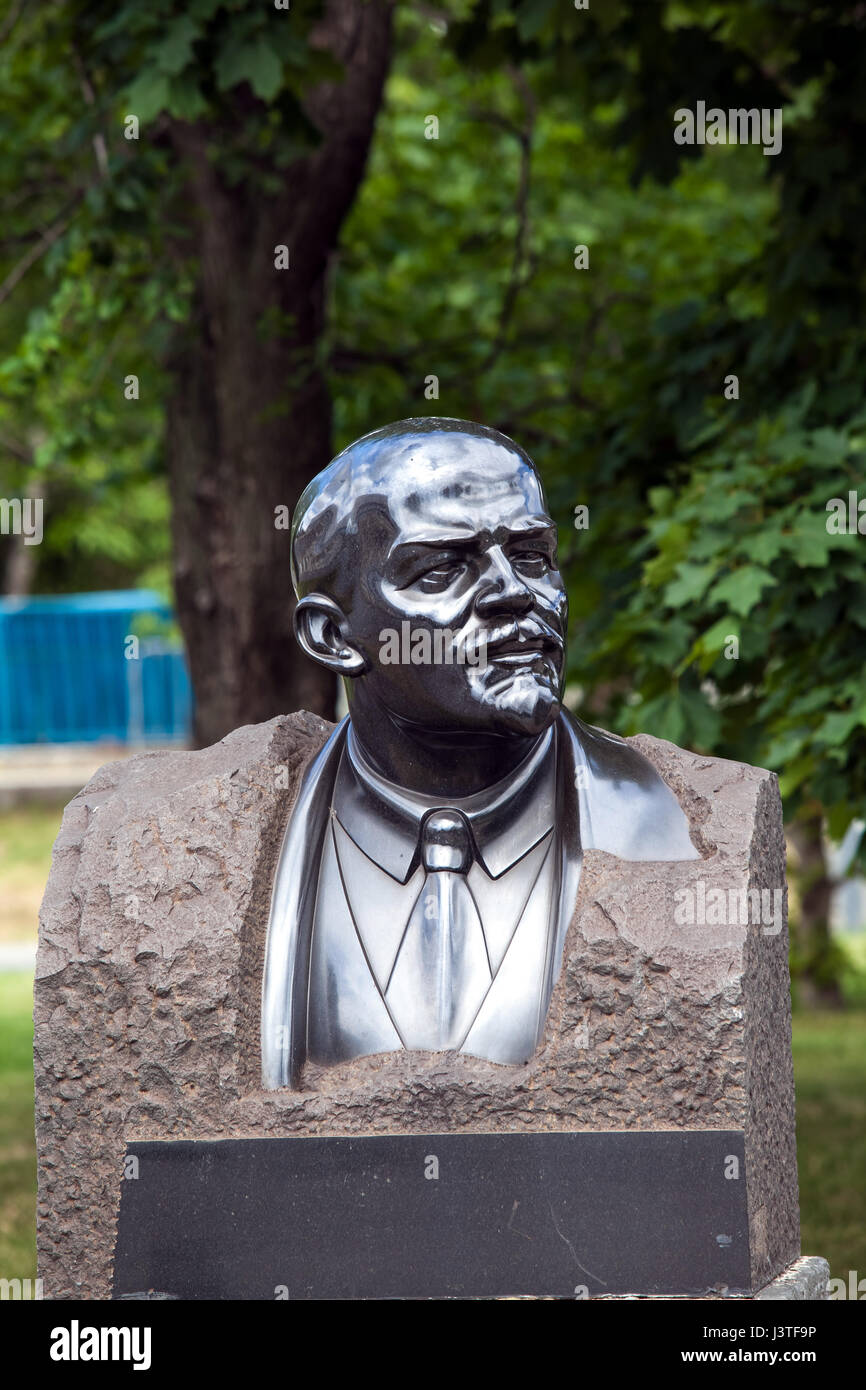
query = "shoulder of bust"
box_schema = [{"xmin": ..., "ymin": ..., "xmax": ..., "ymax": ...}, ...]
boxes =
[{"xmin": 558, "ymin": 710, "xmax": 699, "ymax": 861}]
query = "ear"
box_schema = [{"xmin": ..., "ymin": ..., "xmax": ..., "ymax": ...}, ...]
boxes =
[{"xmin": 293, "ymin": 594, "xmax": 368, "ymax": 677}]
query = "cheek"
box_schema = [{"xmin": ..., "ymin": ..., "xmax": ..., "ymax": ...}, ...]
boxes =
[
  {"xmin": 368, "ymin": 661, "xmax": 473, "ymax": 718},
  {"xmin": 346, "ymin": 585, "xmax": 406, "ymax": 639},
  {"xmin": 524, "ymin": 576, "xmax": 561, "ymax": 610},
  {"xmin": 377, "ymin": 583, "xmax": 472, "ymax": 622},
  {"xmin": 542, "ymin": 578, "xmax": 567, "ymax": 623}
]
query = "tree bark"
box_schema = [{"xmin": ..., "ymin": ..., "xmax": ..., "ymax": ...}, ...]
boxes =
[
  {"xmin": 165, "ymin": 0, "xmax": 394, "ymax": 747},
  {"xmin": 2, "ymin": 458, "xmax": 44, "ymax": 596},
  {"xmin": 3, "ymin": 523, "xmax": 38, "ymax": 595},
  {"xmin": 787, "ymin": 804, "xmax": 845, "ymax": 1008}
]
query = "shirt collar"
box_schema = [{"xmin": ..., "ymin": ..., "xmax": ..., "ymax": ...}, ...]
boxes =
[{"xmin": 334, "ymin": 721, "xmax": 555, "ymax": 883}]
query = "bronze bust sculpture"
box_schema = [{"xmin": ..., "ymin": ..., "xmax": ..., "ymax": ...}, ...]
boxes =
[{"xmin": 262, "ymin": 418, "xmax": 699, "ymax": 1088}]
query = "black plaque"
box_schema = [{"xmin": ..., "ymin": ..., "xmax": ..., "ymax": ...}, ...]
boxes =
[{"xmin": 113, "ymin": 1130, "xmax": 750, "ymax": 1300}]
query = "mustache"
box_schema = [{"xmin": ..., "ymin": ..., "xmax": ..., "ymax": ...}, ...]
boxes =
[
  {"xmin": 483, "ymin": 617, "xmax": 563, "ymax": 650},
  {"xmin": 457, "ymin": 617, "xmax": 564, "ymax": 659}
]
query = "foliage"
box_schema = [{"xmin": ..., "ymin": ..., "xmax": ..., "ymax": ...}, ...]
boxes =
[
  {"xmin": 337, "ymin": 1, "xmax": 866, "ymax": 866},
  {"xmin": 2, "ymin": 0, "xmax": 864, "ymax": 857},
  {"xmin": 595, "ymin": 398, "xmax": 866, "ymax": 843},
  {"xmin": 0, "ymin": 0, "xmax": 336, "ymax": 597}
]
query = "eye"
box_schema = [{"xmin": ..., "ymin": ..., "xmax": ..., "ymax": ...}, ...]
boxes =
[
  {"xmin": 511, "ymin": 550, "xmax": 551, "ymax": 576},
  {"xmin": 416, "ymin": 561, "xmax": 467, "ymax": 592}
]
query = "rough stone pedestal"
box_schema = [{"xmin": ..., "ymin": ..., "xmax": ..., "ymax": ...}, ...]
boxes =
[{"xmin": 35, "ymin": 711, "xmax": 802, "ymax": 1299}]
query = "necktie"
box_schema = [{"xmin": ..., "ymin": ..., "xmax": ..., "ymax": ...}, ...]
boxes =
[{"xmin": 384, "ymin": 810, "xmax": 492, "ymax": 1050}]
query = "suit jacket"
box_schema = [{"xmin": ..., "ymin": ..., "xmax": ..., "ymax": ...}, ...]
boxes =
[{"xmin": 261, "ymin": 709, "xmax": 699, "ymax": 1088}]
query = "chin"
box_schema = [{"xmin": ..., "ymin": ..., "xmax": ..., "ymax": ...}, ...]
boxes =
[{"xmin": 474, "ymin": 672, "xmax": 561, "ymax": 737}]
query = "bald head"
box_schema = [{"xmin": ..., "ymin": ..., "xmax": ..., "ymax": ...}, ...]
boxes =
[
  {"xmin": 291, "ymin": 417, "xmax": 546, "ymax": 605},
  {"xmin": 291, "ymin": 416, "xmax": 567, "ymax": 740}
]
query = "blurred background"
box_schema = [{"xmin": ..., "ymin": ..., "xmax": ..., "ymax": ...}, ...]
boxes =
[{"xmin": 1, "ymin": 0, "xmax": 864, "ymax": 1291}]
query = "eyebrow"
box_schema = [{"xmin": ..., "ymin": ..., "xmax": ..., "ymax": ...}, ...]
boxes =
[{"xmin": 386, "ymin": 520, "xmax": 558, "ymax": 576}]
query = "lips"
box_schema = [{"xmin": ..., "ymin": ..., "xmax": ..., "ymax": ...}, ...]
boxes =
[
  {"xmin": 483, "ymin": 621, "xmax": 563, "ymax": 661},
  {"xmin": 477, "ymin": 623, "xmax": 563, "ymax": 673}
]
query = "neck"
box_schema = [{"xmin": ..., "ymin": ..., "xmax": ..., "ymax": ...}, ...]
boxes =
[{"xmin": 347, "ymin": 699, "xmax": 544, "ymax": 798}]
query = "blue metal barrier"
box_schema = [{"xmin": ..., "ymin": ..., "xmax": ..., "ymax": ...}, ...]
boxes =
[{"xmin": 0, "ymin": 591, "xmax": 192, "ymax": 745}]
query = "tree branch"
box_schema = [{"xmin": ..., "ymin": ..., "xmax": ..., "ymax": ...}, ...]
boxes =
[
  {"xmin": 0, "ymin": 0, "xmax": 24, "ymax": 47},
  {"xmin": 475, "ymin": 66, "xmax": 536, "ymax": 374},
  {"xmin": 0, "ymin": 429, "xmax": 32, "ymax": 463},
  {"xmin": 71, "ymin": 45, "xmax": 110, "ymax": 180},
  {"xmin": 0, "ymin": 198, "xmax": 82, "ymax": 309}
]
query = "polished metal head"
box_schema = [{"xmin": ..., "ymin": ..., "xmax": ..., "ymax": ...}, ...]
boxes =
[{"xmin": 291, "ymin": 418, "xmax": 567, "ymax": 752}]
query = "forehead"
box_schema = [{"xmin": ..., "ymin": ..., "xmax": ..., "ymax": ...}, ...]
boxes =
[{"xmin": 380, "ymin": 434, "xmax": 548, "ymax": 542}]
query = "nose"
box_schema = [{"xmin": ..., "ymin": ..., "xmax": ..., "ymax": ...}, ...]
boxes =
[{"xmin": 474, "ymin": 546, "xmax": 534, "ymax": 617}]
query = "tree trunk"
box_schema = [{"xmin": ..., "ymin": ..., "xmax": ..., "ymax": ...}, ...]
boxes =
[
  {"xmin": 164, "ymin": 0, "xmax": 394, "ymax": 747},
  {"xmin": 3, "ymin": 527, "xmax": 38, "ymax": 595},
  {"xmin": 787, "ymin": 804, "xmax": 845, "ymax": 1008},
  {"xmin": 2, "ymin": 452, "xmax": 44, "ymax": 596}
]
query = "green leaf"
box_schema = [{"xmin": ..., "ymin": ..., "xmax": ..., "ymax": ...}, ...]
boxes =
[
  {"xmin": 777, "ymin": 754, "xmax": 815, "ymax": 798},
  {"xmin": 708, "ymin": 566, "xmax": 777, "ymax": 617},
  {"xmin": 167, "ymin": 76, "xmax": 209, "ymax": 122},
  {"xmin": 153, "ymin": 17, "xmax": 201, "ymax": 77},
  {"xmin": 747, "ymin": 524, "xmax": 787, "ymax": 566},
  {"xmin": 680, "ymin": 688, "xmax": 721, "ymax": 750},
  {"xmin": 810, "ymin": 427, "xmax": 850, "ymax": 468},
  {"xmin": 815, "ymin": 708, "xmax": 866, "ymax": 748},
  {"xmin": 516, "ymin": 0, "xmax": 557, "ymax": 41},
  {"xmin": 782, "ymin": 519, "xmax": 838, "ymax": 568},
  {"xmin": 124, "ymin": 72, "xmax": 170, "ymax": 123},
  {"xmin": 216, "ymin": 39, "xmax": 283, "ymax": 102},
  {"xmin": 636, "ymin": 694, "xmax": 687, "ymax": 747},
  {"xmin": 682, "ymin": 617, "xmax": 740, "ymax": 675},
  {"xmin": 664, "ymin": 561, "xmax": 717, "ymax": 608}
]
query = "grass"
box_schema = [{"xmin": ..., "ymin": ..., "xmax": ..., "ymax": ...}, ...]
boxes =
[
  {"xmin": 0, "ymin": 800, "xmax": 66, "ymax": 943},
  {"xmin": 841, "ymin": 931, "xmax": 866, "ymax": 1006},
  {"xmin": 0, "ymin": 972, "xmax": 36, "ymax": 1281},
  {"xmin": 792, "ymin": 1006, "xmax": 866, "ymax": 1282}
]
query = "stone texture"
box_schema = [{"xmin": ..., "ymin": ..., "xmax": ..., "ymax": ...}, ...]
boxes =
[
  {"xmin": 34, "ymin": 712, "xmax": 800, "ymax": 1299},
  {"xmin": 593, "ymin": 1255, "xmax": 828, "ymax": 1300},
  {"xmin": 754, "ymin": 1255, "xmax": 830, "ymax": 1301}
]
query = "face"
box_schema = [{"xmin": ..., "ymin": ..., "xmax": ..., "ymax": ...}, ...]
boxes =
[{"xmin": 343, "ymin": 433, "xmax": 567, "ymax": 738}]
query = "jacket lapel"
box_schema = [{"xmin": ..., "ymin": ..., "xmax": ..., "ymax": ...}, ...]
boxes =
[{"xmin": 261, "ymin": 717, "xmax": 348, "ymax": 1088}]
